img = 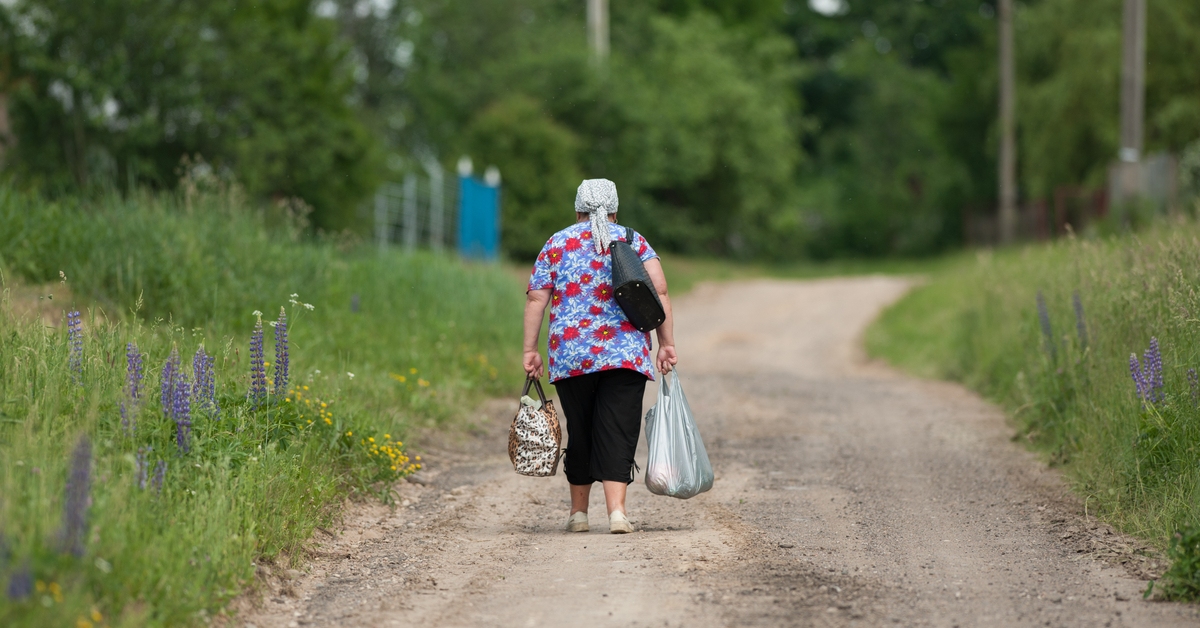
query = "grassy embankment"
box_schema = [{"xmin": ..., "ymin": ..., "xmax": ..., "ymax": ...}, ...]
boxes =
[
  {"xmin": 866, "ymin": 221, "xmax": 1200, "ymax": 598},
  {"xmin": 0, "ymin": 188, "xmax": 525, "ymax": 626}
]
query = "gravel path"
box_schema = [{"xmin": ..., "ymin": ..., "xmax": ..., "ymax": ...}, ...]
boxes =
[{"xmin": 240, "ymin": 277, "xmax": 1199, "ymax": 627}]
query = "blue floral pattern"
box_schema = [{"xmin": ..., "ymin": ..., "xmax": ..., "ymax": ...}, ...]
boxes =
[{"xmin": 528, "ymin": 222, "xmax": 658, "ymax": 383}]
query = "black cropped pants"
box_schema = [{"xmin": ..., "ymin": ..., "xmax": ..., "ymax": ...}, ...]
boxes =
[{"xmin": 553, "ymin": 368, "xmax": 648, "ymax": 486}]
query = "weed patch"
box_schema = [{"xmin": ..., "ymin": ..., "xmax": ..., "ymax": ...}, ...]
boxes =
[
  {"xmin": 0, "ymin": 189, "xmax": 523, "ymax": 625},
  {"xmin": 867, "ymin": 224, "xmax": 1200, "ymax": 598}
]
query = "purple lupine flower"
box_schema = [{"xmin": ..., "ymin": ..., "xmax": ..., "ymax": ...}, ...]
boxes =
[
  {"xmin": 135, "ymin": 446, "xmax": 150, "ymax": 490},
  {"xmin": 1130, "ymin": 353, "xmax": 1148, "ymax": 403},
  {"xmin": 173, "ymin": 367, "xmax": 192, "ymax": 453},
  {"xmin": 1188, "ymin": 368, "xmax": 1199, "ymax": 407},
  {"xmin": 249, "ymin": 314, "xmax": 267, "ymax": 408},
  {"xmin": 1072, "ymin": 291, "xmax": 1088, "ymax": 349},
  {"xmin": 193, "ymin": 346, "xmax": 218, "ymax": 418},
  {"xmin": 67, "ymin": 310, "xmax": 83, "ymax": 384},
  {"xmin": 152, "ymin": 460, "xmax": 167, "ymax": 493},
  {"xmin": 59, "ymin": 436, "xmax": 92, "ymax": 557},
  {"xmin": 1036, "ymin": 291, "xmax": 1057, "ymax": 360},
  {"xmin": 273, "ymin": 307, "xmax": 289, "ymax": 395},
  {"xmin": 1147, "ymin": 337, "xmax": 1164, "ymax": 402},
  {"xmin": 6, "ymin": 562, "xmax": 33, "ymax": 601},
  {"xmin": 161, "ymin": 347, "xmax": 180, "ymax": 415},
  {"xmin": 121, "ymin": 342, "xmax": 144, "ymax": 435}
]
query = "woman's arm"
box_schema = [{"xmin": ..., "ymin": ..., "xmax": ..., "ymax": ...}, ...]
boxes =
[
  {"xmin": 643, "ymin": 258, "xmax": 678, "ymax": 373},
  {"xmin": 523, "ymin": 288, "xmax": 552, "ymax": 379}
]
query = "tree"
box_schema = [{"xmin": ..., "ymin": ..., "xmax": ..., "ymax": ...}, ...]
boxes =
[{"xmin": 0, "ymin": 0, "xmax": 381, "ymax": 228}]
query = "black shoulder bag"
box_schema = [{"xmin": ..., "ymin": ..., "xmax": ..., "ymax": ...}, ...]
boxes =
[{"xmin": 610, "ymin": 227, "xmax": 665, "ymax": 332}]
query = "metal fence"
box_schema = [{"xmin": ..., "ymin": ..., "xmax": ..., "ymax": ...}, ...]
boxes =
[{"xmin": 374, "ymin": 161, "xmax": 458, "ymax": 254}]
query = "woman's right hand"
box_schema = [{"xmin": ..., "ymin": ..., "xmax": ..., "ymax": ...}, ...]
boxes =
[{"xmin": 523, "ymin": 350, "xmax": 544, "ymax": 379}]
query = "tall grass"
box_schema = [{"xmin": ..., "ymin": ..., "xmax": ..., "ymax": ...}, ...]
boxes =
[
  {"xmin": 0, "ymin": 188, "xmax": 524, "ymax": 625},
  {"xmin": 867, "ymin": 221, "xmax": 1200, "ymax": 596}
]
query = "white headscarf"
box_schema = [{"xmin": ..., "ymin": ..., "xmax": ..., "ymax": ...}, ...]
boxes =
[{"xmin": 574, "ymin": 179, "xmax": 619, "ymax": 255}]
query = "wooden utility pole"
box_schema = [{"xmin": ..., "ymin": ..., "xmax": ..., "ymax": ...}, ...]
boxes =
[
  {"xmin": 587, "ymin": 0, "xmax": 609, "ymax": 66},
  {"xmin": 997, "ymin": 0, "xmax": 1017, "ymax": 244},
  {"xmin": 1117, "ymin": 0, "xmax": 1146, "ymax": 199}
]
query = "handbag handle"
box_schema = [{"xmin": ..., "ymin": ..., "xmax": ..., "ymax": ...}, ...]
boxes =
[{"xmin": 522, "ymin": 376, "xmax": 549, "ymax": 407}]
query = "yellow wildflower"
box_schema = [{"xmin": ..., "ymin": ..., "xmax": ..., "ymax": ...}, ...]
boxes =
[
  {"xmin": 303, "ymin": 385, "xmax": 309, "ymax": 390},
  {"xmin": 346, "ymin": 431, "xmax": 352, "ymax": 436},
  {"xmin": 91, "ymin": 608, "xmax": 103, "ymax": 622},
  {"xmin": 418, "ymin": 378, "xmax": 429, "ymax": 387},
  {"xmin": 368, "ymin": 437, "xmax": 375, "ymax": 443},
  {"xmin": 409, "ymin": 367, "xmax": 418, "ymax": 374}
]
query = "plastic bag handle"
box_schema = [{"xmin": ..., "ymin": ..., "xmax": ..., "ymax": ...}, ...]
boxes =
[{"xmin": 522, "ymin": 376, "xmax": 549, "ymax": 407}]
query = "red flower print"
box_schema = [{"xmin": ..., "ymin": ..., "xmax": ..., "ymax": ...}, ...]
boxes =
[
  {"xmin": 551, "ymin": 293, "xmax": 562, "ymax": 306},
  {"xmin": 593, "ymin": 325, "xmax": 616, "ymax": 342},
  {"xmin": 537, "ymin": 251, "xmax": 545, "ymax": 262},
  {"xmin": 619, "ymin": 321, "xmax": 637, "ymax": 333},
  {"xmin": 590, "ymin": 260, "xmax": 604, "ymax": 271},
  {"xmin": 549, "ymin": 312, "xmax": 557, "ymax": 322},
  {"xmin": 581, "ymin": 231, "xmax": 592, "ymax": 240},
  {"xmin": 547, "ymin": 248, "xmax": 563, "ymax": 264},
  {"xmin": 549, "ymin": 357, "xmax": 555, "ymax": 366},
  {"xmin": 569, "ymin": 369, "xmax": 584, "ymax": 377},
  {"xmin": 549, "ymin": 334, "xmax": 561, "ymax": 350},
  {"xmin": 622, "ymin": 360, "xmax": 635, "ymax": 369},
  {"xmin": 642, "ymin": 347, "xmax": 650, "ymax": 356},
  {"xmin": 589, "ymin": 345, "xmax": 604, "ymax": 355},
  {"xmin": 593, "ymin": 283, "xmax": 613, "ymax": 302},
  {"xmin": 589, "ymin": 305, "xmax": 604, "ymax": 316},
  {"xmin": 638, "ymin": 244, "xmax": 648, "ymax": 256},
  {"xmin": 580, "ymin": 273, "xmax": 592, "ymax": 285},
  {"xmin": 581, "ymin": 359, "xmax": 594, "ymax": 370},
  {"xmin": 550, "ymin": 270, "xmax": 557, "ymax": 281},
  {"xmin": 601, "ymin": 364, "xmax": 615, "ymax": 371},
  {"xmin": 565, "ymin": 238, "xmax": 583, "ymax": 252},
  {"xmin": 635, "ymin": 357, "xmax": 644, "ymax": 366},
  {"xmin": 565, "ymin": 282, "xmax": 582, "ymax": 297},
  {"xmin": 579, "ymin": 319, "xmax": 592, "ymax": 329},
  {"xmin": 563, "ymin": 327, "xmax": 580, "ymax": 341}
]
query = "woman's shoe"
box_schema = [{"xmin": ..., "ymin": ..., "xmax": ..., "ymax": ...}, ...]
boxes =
[
  {"xmin": 566, "ymin": 511, "xmax": 589, "ymax": 532},
  {"xmin": 608, "ymin": 510, "xmax": 633, "ymax": 534}
]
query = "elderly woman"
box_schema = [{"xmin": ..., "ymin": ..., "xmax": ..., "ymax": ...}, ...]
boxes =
[{"xmin": 522, "ymin": 179, "xmax": 677, "ymax": 534}]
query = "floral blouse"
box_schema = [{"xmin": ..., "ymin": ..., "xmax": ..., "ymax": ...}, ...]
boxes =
[{"xmin": 528, "ymin": 222, "xmax": 659, "ymax": 383}]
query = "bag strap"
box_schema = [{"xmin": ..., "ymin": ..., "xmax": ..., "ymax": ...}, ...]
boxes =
[{"xmin": 524, "ymin": 376, "xmax": 549, "ymax": 407}]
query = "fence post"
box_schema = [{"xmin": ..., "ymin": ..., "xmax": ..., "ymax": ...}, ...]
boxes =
[
  {"xmin": 424, "ymin": 158, "xmax": 445, "ymax": 251},
  {"xmin": 374, "ymin": 191, "xmax": 388, "ymax": 254},
  {"xmin": 403, "ymin": 173, "xmax": 418, "ymax": 252}
]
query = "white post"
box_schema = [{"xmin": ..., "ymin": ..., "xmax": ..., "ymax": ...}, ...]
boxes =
[
  {"xmin": 374, "ymin": 191, "xmax": 388, "ymax": 254},
  {"xmin": 423, "ymin": 158, "xmax": 445, "ymax": 251},
  {"xmin": 1117, "ymin": 0, "xmax": 1147, "ymax": 202},
  {"xmin": 403, "ymin": 173, "xmax": 418, "ymax": 252}
]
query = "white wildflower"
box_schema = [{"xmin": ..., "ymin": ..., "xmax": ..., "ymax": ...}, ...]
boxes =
[{"xmin": 347, "ymin": 372, "xmax": 356, "ymax": 379}]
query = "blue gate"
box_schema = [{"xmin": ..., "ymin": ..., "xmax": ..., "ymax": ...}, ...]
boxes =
[{"xmin": 457, "ymin": 174, "xmax": 501, "ymax": 261}]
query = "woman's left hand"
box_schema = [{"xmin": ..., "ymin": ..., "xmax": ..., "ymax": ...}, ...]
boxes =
[{"xmin": 657, "ymin": 345, "xmax": 678, "ymax": 374}]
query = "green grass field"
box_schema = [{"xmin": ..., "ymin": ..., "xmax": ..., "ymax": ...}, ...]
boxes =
[
  {"xmin": 866, "ymin": 221, "xmax": 1200, "ymax": 597},
  {"xmin": 0, "ymin": 189, "xmax": 525, "ymax": 626}
]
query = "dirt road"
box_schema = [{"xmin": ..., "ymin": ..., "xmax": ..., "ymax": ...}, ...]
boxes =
[{"xmin": 243, "ymin": 277, "xmax": 1199, "ymax": 627}]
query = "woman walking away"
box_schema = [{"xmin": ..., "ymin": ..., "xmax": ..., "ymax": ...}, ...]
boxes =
[{"xmin": 522, "ymin": 179, "xmax": 678, "ymax": 534}]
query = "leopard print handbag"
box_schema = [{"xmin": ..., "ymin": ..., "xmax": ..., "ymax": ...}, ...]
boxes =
[{"xmin": 508, "ymin": 378, "xmax": 563, "ymax": 477}]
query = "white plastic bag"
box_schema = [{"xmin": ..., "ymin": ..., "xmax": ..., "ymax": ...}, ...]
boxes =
[{"xmin": 644, "ymin": 369, "xmax": 713, "ymax": 499}]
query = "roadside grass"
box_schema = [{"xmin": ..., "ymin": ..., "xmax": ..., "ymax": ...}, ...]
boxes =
[
  {"xmin": 866, "ymin": 221, "xmax": 1200, "ymax": 598},
  {"xmin": 0, "ymin": 188, "xmax": 524, "ymax": 626},
  {"xmin": 658, "ymin": 251, "xmax": 958, "ymax": 295}
]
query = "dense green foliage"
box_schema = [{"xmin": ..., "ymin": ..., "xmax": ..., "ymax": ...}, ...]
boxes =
[
  {"xmin": 0, "ymin": 190, "xmax": 524, "ymax": 625},
  {"xmin": 866, "ymin": 220, "xmax": 1200, "ymax": 596},
  {"xmin": 2, "ymin": 1, "xmax": 1199, "ymax": 255},
  {"xmin": 0, "ymin": 0, "xmax": 381, "ymax": 229}
]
